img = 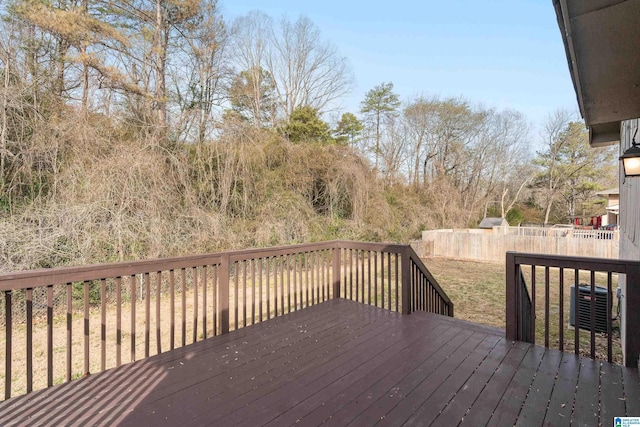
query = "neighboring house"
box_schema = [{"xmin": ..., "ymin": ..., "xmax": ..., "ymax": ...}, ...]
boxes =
[
  {"xmin": 554, "ymin": 0, "xmax": 640, "ymax": 365},
  {"xmin": 595, "ymin": 187, "xmax": 619, "ymax": 227}
]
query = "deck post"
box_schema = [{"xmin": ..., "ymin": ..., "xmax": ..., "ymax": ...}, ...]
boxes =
[
  {"xmin": 401, "ymin": 247, "xmax": 411, "ymax": 315},
  {"xmin": 625, "ymin": 263, "xmax": 640, "ymax": 368},
  {"xmin": 505, "ymin": 252, "xmax": 518, "ymax": 341},
  {"xmin": 220, "ymin": 253, "xmax": 230, "ymax": 334},
  {"xmin": 332, "ymin": 244, "xmax": 341, "ymax": 299}
]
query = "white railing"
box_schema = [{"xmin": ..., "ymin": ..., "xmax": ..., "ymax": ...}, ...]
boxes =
[{"xmin": 494, "ymin": 226, "xmax": 618, "ymax": 240}]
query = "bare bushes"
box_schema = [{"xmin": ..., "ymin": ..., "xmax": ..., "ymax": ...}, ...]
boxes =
[{"xmin": 0, "ymin": 114, "xmax": 439, "ymax": 271}]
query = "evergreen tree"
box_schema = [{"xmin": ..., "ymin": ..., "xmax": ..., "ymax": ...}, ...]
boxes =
[
  {"xmin": 360, "ymin": 82, "xmax": 400, "ymax": 169},
  {"xmin": 333, "ymin": 112, "xmax": 363, "ymax": 146},
  {"xmin": 282, "ymin": 105, "xmax": 331, "ymax": 143}
]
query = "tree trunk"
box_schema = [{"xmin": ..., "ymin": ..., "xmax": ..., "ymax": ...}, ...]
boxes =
[
  {"xmin": 0, "ymin": 46, "xmax": 9, "ymax": 193},
  {"xmin": 155, "ymin": 0, "xmax": 168, "ymax": 144},
  {"xmin": 81, "ymin": 0, "xmax": 89, "ymax": 113}
]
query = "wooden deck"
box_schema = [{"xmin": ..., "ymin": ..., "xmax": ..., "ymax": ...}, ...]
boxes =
[{"xmin": 0, "ymin": 299, "xmax": 638, "ymax": 426}]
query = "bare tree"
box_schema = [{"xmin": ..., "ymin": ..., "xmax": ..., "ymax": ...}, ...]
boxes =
[
  {"xmin": 172, "ymin": 0, "xmax": 228, "ymax": 143},
  {"xmin": 230, "ymin": 11, "xmax": 275, "ymax": 127},
  {"xmin": 265, "ymin": 15, "xmax": 353, "ymax": 121},
  {"xmin": 535, "ymin": 109, "xmax": 575, "ymax": 224}
]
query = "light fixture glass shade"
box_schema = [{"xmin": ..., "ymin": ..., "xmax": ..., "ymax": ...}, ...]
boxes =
[{"xmin": 620, "ymin": 144, "xmax": 640, "ymax": 177}]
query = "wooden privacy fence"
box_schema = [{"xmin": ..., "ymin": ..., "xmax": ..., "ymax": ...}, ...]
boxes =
[
  {"xmin": 506, "ymin": 252, "xmax": 640, "ymax": 367},
  {"xmin": 0, "ymin": 240, "xmax": 452, "ymax": 400},
  {"xmin": 420, "ymin": 228, "xmax": 619, "ymax": 262}
]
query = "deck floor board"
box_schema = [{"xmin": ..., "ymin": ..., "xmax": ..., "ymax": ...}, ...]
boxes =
[{"xmin": 0, "ymin": 298, "xmax": 638, "ymax": 426}]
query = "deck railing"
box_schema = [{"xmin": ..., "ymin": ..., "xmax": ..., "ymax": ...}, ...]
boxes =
[
  {"xmin": 0, "ymin": 240, "xmax": 451, "ymax": 400},
  {"xmin": 506, "ymin": 251, "xmax": 640, "ymax": 367},
  {"xmin": 334, "ymin": 242, "xmax": 453, "ymax": 317}
]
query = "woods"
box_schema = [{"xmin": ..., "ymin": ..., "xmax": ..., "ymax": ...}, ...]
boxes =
[{"xmin": 0, "ymin": 1, "xmax": 618, "ymax": 271}]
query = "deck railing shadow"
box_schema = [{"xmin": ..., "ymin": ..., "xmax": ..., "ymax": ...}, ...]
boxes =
[{"xmin": 0, "ymin": 240, "xmax": 452, "ymax": 400}]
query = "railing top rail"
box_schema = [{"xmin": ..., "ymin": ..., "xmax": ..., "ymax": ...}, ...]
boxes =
[
  {"xmin": 507, "ymin": 251, "xmax": 637, "ymax": 273},
  {"xmin": 227, "ymin": 241, "xmax": 337, "ymax": 262},
  {"xmin": 0, "ymin": 253, "xmax": 225, "ymax": 290},
  {"xmin": 0, "ymin": 240, "xmax": 415, "ymax": 291},
  {"xmin": 333, "ymin": 240, "xmax": 408, "ymax": 253}
]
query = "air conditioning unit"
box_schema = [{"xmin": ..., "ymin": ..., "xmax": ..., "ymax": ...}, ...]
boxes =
[{"xmin": 569, "ymin": 284, "xmax": 609, "ymax": 333}]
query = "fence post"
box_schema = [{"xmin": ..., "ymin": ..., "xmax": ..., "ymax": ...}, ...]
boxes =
[
  {"xmin": 401, "ymin": 247, "xmax": 411, "ymax": 315},
  {"xmin": 625, "ymin": 263, "xmax": 640, "ymax": 368},
  {"xmin": 332, "ymin": 243, "xmax": 341, "ymax": 299},
  {"xmin": 506, "ymin": 252, "xmax": 518, "ymax": 341},
  {"xmin": 220, "ymin": 253, "xmax": 230, "ymax": 334}
]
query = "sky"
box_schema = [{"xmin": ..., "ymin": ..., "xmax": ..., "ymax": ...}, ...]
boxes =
[{"xmin": 221, "ymin": 0, "xmax": 579, "ymax": 138}]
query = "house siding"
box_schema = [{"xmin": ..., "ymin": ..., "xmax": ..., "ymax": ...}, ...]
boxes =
[{"xmin": 619, "ymin": 118, "xmax": 640, "ymax": 366}]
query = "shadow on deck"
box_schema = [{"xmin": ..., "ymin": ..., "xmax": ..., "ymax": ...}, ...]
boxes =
[{"xmin": 1, "ymin": 299, "xmax": 638, "ymax": 426}]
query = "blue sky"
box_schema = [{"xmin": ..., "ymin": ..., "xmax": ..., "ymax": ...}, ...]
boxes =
[{"xmin": 222, "ymin": 0, "xmax": 578, "ymax": 135}]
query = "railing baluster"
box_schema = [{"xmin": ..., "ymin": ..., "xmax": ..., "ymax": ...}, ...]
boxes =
[
  {"xmin": 374, "ymin": 252, "xmax": 378, "ymax": 307},
  {"xmin": 380, "ymin": 252, "xmax": 385, "ymax": 309},
  {"xmin": 203, "ymin": 265, "xmax": 207, "ymax": 339},
  {"xmin": 360, "ymin": 250, "xmax": 365, "ymax": 303},
  {"xmin": 66, "ymin": 283, "xmax": 72, "ymax": 381},
  {"xmin": 607, "ymin": 272, "xmax": 613, "ymax": 363},
  {"xmin": 266, "ymin": 257, "xmax": 271, "ymax": 319},
  {"xmin": 259, "ymin": 259, "xmax": 263, "ymax": 322},
  {"xmin": 287, "ymin": 255, "xmax": 292, "ymax": 311},
  {"xmin": 355, "ymin": 250, "xmax": 359, "ymax": 303},
  {"xmin": 116, "ymin": 277, "xmax": 122, "ymax": 366},
  {"xmin": 530, "ymin": 267, "xmax": 536, "ymax": 345},
  {"xmin": 156, "ymin": 272, "xmax": 162, "ymax": 354},
  {"xmin": 144, "ymin": 273, "xmax": 150, "ymax": 358},
  {"xmin": 544, "ymin": 267, "xmax": 549, "ymax": 348},
  {"xmin": 559, "ymin": 268, "xmax": 564, "ymax": 353},
  {"xmin": 212, "ymin": 265, "xmax": 218, "ymax": 336},
  {"xmin": 280, "ymin": 256, "xmax": 285, "ymax": 314},
  {"xmin": 220, "ymin": 254, "xmax": 230, "ymax": 335},
  {"xmin": 274, "ymin": 256, "xmax": 278, "ymax": 316},
  {"xmin": 574, "ymin": 269, "xmax": 579, "ymax": 356},
  {"xmin": 343, "ymin": 248, "xmax": 348, "ymax": 301},
  {"xmin": 312, "ymin": 253, "xmax": 317, "ymax": 305},
  {"xmin": 319, "ymin": 251, "xmax": 324, "ymax": 302},
  {"xmin": 101, "ymin": 278, "xmax": 107, "ymax": 371},
  {"xmin": 387, "ymin": 253, "xmax": 392, "ymax": 311},
  {"xmin": 130, "ymin": 275, "xmax": 136, "ymax": 362},
  {"xmin": 243, "ymin": 261, "xmax": 247, "ymax": 326},
  {"xmin": 193, "ymin": 267, "xmax": 198, "ymax": 341},
  {"xmin": 27, "ymin": 288, "xmax": 33, "ymax": 392},
  {"xmin": 251, "ymin": 259, "xmax": 256, "ymax": 324},
  {"xmin": 233, "ymin": 262, "xmax": 239, "ymax": 330},
  {"xmin": 169, "ymin": 270, "xmax": 174, "ymax": 351},
  {"xmin": 47, "ymin": 285, "xmax": 53, "ymax": 387},
  {"xmin": 590, "ymin": 271, "xmax": 596, "ymax": 359},
  {"xmin": 281, "ymin": 255, "xmax": 285, "ymax": 313},
  {"xmin": 304, "ymin": 252, "xmax": 313, "ymax": 307},
  {"xmin": 84, "ymin": 281, "xmax": 90, "ymax": 376},
  {"xmin": 181, "ymin": 269, "xmax": 186, "ymax": 346},
  {"xmin": 394, "ymin": 252, "xmax": 400, "ymax": 312},
  {"xmin": 5, "ymin": 290, "xmax": 12, "ymax": 400},
  {"xmin": 366, "ymin": 251, "xmax": 371, "ymax": 305}
]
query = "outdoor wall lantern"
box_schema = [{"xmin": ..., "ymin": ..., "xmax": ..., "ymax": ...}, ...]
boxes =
[{"xmin": 620, "ymin": 129, "xmax": 640, "ymax": 177}]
